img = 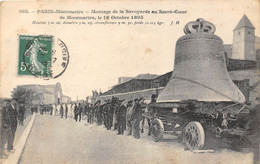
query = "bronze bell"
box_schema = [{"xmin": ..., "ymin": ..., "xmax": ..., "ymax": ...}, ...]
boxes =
[{"xmin": 157, "ymin": 18, "xmax": 245, "ymax": 103}]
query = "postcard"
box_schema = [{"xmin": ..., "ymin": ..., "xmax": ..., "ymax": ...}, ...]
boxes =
[{"xmin": 0, "ymin": 0, "xmax": 259, "ymax": 164}]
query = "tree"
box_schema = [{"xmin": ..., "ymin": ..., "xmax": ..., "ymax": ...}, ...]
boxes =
[{"xmin": 11, "ymin": 86, "xmax": 43, "ymax": 105}]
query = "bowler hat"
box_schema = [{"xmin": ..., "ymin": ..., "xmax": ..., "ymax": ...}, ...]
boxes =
[{"xmin": 128, "ymin": 100, "xmax": 133, "ymax": 103}]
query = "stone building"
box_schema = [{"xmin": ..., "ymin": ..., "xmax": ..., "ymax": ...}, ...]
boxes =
[
  {"xmin": 14, "ymin": 82, "xmax": 71, "ymax": 105},
  {"xmin": 225, "ymin": 15, "xmax": 259, "ymax": 105},
  {"xmin": 231, "ymin": 15, "xmax": 258, "ymax": 60}
]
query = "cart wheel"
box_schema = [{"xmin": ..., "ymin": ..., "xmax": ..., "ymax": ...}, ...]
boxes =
[
  {"xmin": 184, "ymin": 121, "xmax": 205, "ymax": 150},
  {"xmin": 151, "ymin": 119, "xmax": 164, "ymax": 142}
]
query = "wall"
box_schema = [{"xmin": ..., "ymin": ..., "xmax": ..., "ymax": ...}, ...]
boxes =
[
  {"xmin": 43, "ymin": 93, "xmax": 55, "ymax": 104},
  {"xmin": 229, "ymin": 69, "xmax": 258, "ymax": 106}
]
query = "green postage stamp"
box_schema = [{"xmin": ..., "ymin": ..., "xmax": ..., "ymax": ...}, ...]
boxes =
[
  {"xmin": 18, "ymin": 35, "xmax": 53, "ymax": 78},
  {"xmin": 18, "ymin": 35, "xmax": 69, "ymax": 79}
]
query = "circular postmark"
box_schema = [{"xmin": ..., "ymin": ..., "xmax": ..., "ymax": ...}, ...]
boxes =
[{"xmin": 21, "ymin": 35, "xmax": 69, "ymax": 79}]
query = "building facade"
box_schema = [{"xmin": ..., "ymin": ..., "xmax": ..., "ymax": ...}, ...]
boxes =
[
  {"xmin": 14, "ymin": 82, "xmax": 71, "ymax": 105},
  {"xmin": 232, "ymin": 15, "xmax": 256, "ymax": 60}
]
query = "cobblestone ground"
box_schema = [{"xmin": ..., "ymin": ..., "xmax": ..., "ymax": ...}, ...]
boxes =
[{"xmin": 19, "ymin": 114, "xmax": 253, "ymax": 164}]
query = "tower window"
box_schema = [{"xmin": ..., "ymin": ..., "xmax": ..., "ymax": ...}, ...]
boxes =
[
  {"xmin": 238, "ymin": 31, "xmax": 240, "ymax": 35},
  {"xmin": 248, "ymin": 31, "xmax": 251, "ymax": 34}
]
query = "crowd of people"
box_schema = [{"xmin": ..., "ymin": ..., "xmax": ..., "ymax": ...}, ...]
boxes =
[
  {"xmin": 0, "ymin": 94, "xmax": 157, "ymax": 159},
  {"xmin": 0, "ymin": 98, "xmax": 26, "ymax": 158},
  {"xmin": 47, "ymin": 94, "xmax": 157, "ymax": 139}
]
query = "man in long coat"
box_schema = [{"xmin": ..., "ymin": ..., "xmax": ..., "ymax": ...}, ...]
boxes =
[
  {"xmin": 117, "ymin": 101, "xmax": 127, "ymax": 135},
  {"xmin": 108, "ymin": 103, "xmax": 114, "ymax": 130},
  {"xmin": 0, "ymin": 99, "xmax": 11, "ymax": 158},
  {"xmin": 141, "ymin": 94, "xmax": 157, "ymax": 135},
  {"xmin": 131, "ymin": 98, "xmax": 143, "ymax": 139},
  {"xmin": 7, "ymin": 99, "xmax": 18, "ymax": 152},
  {"xmin": 78, "ymin": 103, "xmax": 82, "ymax": 122},
  {"xmin": 18, "ymin": 103, "xmax": 26, "ymax": 126},
  {"xmin": 126, "ymin": 100, "xmax": 134, "ymax": 135},
  {"xmin": 74, "ymin": 103, "xmax": 79, "ymax": 122},
  {"xmin": 103, "ymin": 103, "xmax": 109, "ymax": 129},
  {"xmin": 65, "ymin": 103, "xmax": 68, "ymax": 119},
  {"xmin": 60, "ymin": 103, "xmax": 64, "ymax": 118}
]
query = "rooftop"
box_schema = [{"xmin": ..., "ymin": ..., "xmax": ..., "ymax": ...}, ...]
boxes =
[{"xmin": 234, "ymin": 15, "xmax": 255, "ymax": 30}]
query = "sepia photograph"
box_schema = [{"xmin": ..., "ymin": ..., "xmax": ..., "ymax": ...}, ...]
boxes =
[{"xmin": 0, "ymin": 0, "xmax": 259, "ymax": 164}]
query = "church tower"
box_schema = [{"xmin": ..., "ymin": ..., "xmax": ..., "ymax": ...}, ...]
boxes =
[{"xmin": 232, "ymin": 15, "xmax": 255, "ymax": 60}]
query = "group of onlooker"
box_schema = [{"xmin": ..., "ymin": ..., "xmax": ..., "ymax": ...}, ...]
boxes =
[
  {"xmin": 51, "ymin": 103, "xmax": 83, "ymax": 121},
  {"xmin": 40, "ymin": 95, "xmax": 158, "ymax": 140},
  {"xmin": 91, "ymin": 94, "xmax": 157, "ymax": 139},
  {"xmin": 58, "ymin": 95, "xmax": 157, "ymax": 139}
]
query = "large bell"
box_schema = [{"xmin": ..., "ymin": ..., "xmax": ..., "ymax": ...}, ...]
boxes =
[{"xmin": 157, "ymin": 18, "xmax": 245, "ymax": 103}]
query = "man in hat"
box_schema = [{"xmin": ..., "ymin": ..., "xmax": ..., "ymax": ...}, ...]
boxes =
[
  {"xmin": 6, "ymin": 99, "xmax": 18, "ymax": 152},
  {"xmin": 110, "ymin": 97, "xmax": 118, "ymax": 130},
  {"xmin": 131, "ymin": 98, "xmax": 144, "ymax": 139},
  {"xmin": 108, "ymin": 102, "xmax": 114, "ymax": 130},
  {"xmin": 113, "ymin": 98, "xmax": 122, "ymax": 130},
  {"xmin": 18, "ymin": 102, "xmax": 26, "ymax": 126},
  {"xmin": 141, "ymin": 94, "xmax": 157, "ymax": 135},
  {"xmin": 103, "ymin": 102, "xmax": 110, "ymax": 129},
  {"xmin": 126, "ymin": 100, "xmax": 134, "ymax": 135},
  {"xmin": 78, "ymin": 103, "xmax": 83, "ymax": 122},
  {"xmin": 60, "ymin": 103, "xmax": 64, "ymax": 118},
  {"xmin": 39, "ymin": 102, "xmax": 44, "ymax": 115},
  {"xmin": 116, "ymin": 100, "xmax": 127, "ymax": 135},
  {"xmin": 64, "ymin": 103, "xmax": 68, "ymax": 119},
  {"xmin": 88, "ymin": 104, "xmax": 93, "ymax": 124},
  {"xmin": 0, "ymin": 99, "xmax": 11, "ymax": 158},
  {"xmin": 74, "ymin": 103, "xmax": 79, "ymax": 122}
]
